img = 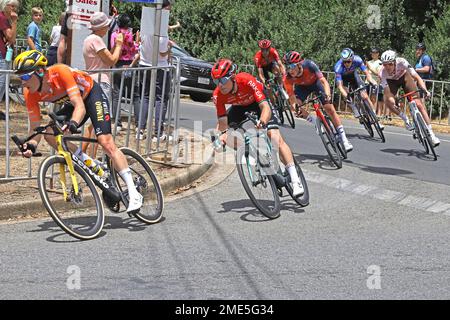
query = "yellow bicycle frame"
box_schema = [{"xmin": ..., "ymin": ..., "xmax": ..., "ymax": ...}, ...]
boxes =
[{"xmin": 55, "ymin": 133, "xmax": 79, "ymax": 201}]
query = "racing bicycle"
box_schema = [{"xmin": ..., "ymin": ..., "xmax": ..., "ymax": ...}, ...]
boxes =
[
  {"xmin": 396, "ymin": 90, "xmax": 437, "ymax": 161},
  {"xmin": 212, "ymin": 112, "xmax": 309, "ymax": 219},
  {"xmin": 297, "ymin": 94, "xmax": 347, "ymax": 168},
  {"xmin": 346, "ymin": 85, "xmax": 385, "ymax": 142},
  {"xmin": 12, "ymin": 112, "xmax": 164, "ymax": 240},
  {"xmin": 266, "ymin": 78, "xmax": 295, "ymax": 129}
]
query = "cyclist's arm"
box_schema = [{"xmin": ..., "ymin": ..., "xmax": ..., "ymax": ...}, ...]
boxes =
[
  {"xmin": 257, "ymin": 67, "xmax": 266, "ymax": 84},
  {"xmin": 336, "ymin": 80, "xmax": 347, "ymax": 99},
  {"xmin": 258, "ymin": 100, "xmax": 272, "ymax": 126},
  {"xmin": 277, "ymin": 59, "xmax": 286, "ymax": 75},
  {"xmin": 217, "ymin": 116, "xmax": 228, "ymax": 133},
  {"xmin": 363, "ymin": 68, "xmax": 377, "ymax": 86},
  {"xmin": 69, "ymin": 94, "xmax": 86, "ymax": 125},
  {"xmin": 411, "ymin": 70, "xmax": 428, "ymax": 93},
  {"xmin": 319, "ymin": 77, "xmax": 332, "ymax": 100}
]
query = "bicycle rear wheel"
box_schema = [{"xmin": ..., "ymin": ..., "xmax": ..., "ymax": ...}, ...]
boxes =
[
  {"xmin": 316, "ymin": 117, "xmax": 342, "ymax": 168},
  {"xmin": 236, "ymin": 146, "xmax": 280, "ymax": 219},
  {"xmin": 284, "ymin": 158, "xmax": 309, "ymax": 207},
  {"xmin": 38, "ymin": 155, "xmax": 105, "ymax": 240},
  {"xmin": 416, "ymin": 115, "xmax": 437, "ymax": 160},
  {"xmin": 112, "ymin": 147, "xmax": 164, "ymax": 224}
]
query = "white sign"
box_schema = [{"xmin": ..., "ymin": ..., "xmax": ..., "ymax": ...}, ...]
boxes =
[{"xmin": 71, "ymin": 0, "xmax": 101, "ymax": 24}]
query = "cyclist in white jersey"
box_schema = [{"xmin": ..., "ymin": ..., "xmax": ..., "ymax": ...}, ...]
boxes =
[{"xmin": 379, "ymin": 50, "xmax": 440, "ymax": 146}]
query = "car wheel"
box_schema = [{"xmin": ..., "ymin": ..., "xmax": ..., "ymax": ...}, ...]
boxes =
[{"xmin": 189, "ymin": 92, "xmax": 212, "ymax": 103}]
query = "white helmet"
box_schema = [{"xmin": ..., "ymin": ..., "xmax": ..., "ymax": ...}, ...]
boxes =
[{"xmin": 381, "ymin": 50, "xmax": 397, "ymax": 63}]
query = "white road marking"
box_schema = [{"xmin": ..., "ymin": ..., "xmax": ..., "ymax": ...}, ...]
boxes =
[{"xmin": 304, "ymin": 170, "xmax": 450, "ymax": 216}]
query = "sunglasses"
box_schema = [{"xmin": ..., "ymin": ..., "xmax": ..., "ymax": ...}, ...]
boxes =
[
  {"xmin": 383, "ymin": 62, "xmax": 394, "ymax": 66},
  {"xmin": 20, "ymin": 72, "xmax": 35, "ymax": 81},
  {"xmin": 286, "ymin": 63, "xmax": 298, "ymax": 71},
  {"xmin": 343, "ymin": 60, "xmax": 352, "ymax": 64},
  {"xmin": 213, "ymin": 75, "xmax": 232, "ymax": 86}
]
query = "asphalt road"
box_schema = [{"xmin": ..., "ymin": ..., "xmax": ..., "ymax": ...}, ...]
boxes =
[{"xmin": 0, "ymin": 100, "xmax": 449, "ymax": 300}]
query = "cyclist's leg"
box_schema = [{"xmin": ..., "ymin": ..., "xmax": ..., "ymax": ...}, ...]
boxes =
[
  {"xmin": 225, "ymin": 104, "xmax": 252, "ymax": 150},
  {"xmin": 354, "ymin": 71, "xmax": 375, "ymax": 110},
  {"xmin": 86, "ymin": 83, "xmax": 143, "ymax": 211},
  {"xmin": 294, "ymin": 85, "xmax": 314, "ymax": 122}
]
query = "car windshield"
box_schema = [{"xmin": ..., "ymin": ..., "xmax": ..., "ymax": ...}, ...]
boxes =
[{"xmin": 171, "ymin": 44, "xmax": 192, "ymax": 57}]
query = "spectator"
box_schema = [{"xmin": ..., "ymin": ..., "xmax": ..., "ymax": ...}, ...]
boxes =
[
  {"xmin": 415, "ymin": 42, "xmax": 434, "ymax": 80},
  {"xmin": 26, "ymin": 7, "xmax": 43, "ymax": 52},
  {"xmin": 57, "ymin": 7, "xmax": 69, "ymax": 64},
  {"xmin": 134, "ymin": 0, "xmax": 173, "ymax": 141},
  {"xmin": 47, "ymin": 12, "xmax": 65, "ymax": 66},
  {"xmin": 110, "ymin": 13, "xmax": 138, "ymax": 131},
  {"xmin": 366, "ymin": 48, "xmax": 388, "ymax": 119},
  {"xmin": 82, "ymin": 11, "xmax": 124, "ymax": 156},
  {"xmin": 0, "ymin": 0, "xmax": 19, "ymax": 121}
]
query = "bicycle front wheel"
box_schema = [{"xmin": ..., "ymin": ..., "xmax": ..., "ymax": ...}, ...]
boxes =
[
  {"xmin": 365, "ymin": 101, "xmax": 385, "ymax": 142},
  {"xmin": 416, "ymin": 115, "xmax": 437, "ymax": 160},
  {"xmin": 285, "ymin": 157, "xmax": 309, "ymax": 207},
  {"xmin": 284, "ymin": 102, "xmax": 295, "ymax": 129},
  {"xmin": 112, "ymin": 147, "xmax": 164, "ymax": 224},
  {"xmin": 38, "ymin": 155, "xmax": 105, "ymax": 240},
  {"xmin": 236, "ymin": 146, "xmax": 281, "ymax": 219},
  {"xmin": 316, "ymin": 117, "xmax": 342, "ymax": 168}
]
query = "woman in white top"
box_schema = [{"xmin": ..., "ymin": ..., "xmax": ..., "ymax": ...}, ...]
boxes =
[
  {"xmin": 366, "ymin": 48, "xmax": 387, "ymax": 118},
  {"xmin": 47, "ymin": 12, "xmax": 65, "ymax": 66}
]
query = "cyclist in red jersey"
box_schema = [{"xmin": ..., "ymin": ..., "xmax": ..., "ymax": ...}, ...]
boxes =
[
  {"xmin": 254, "ymin": 39, "xmax": 286, "ymax": 86},
  {"xmin": 13, "ymin": 50, "xmax": 143, "ymax": 213},
  {"xmin": 212, "ymin": 58, "xmax": 304, "ymax": 196},
  {"xmin": 283, "ymin": 51, "xmax": 353, "ymax": 152}
]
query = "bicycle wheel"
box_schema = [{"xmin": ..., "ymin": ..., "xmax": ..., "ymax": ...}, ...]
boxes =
[
  {"xmin": 275, "ymin": 95, "xmax": 285, "ymax": 125},
  {"xmin": 416, "ymin": 115, "xmax": 437, "ymax": 160},
  {"xmin": 365, "ymin": 100, "xmax": 385, "ymax": 142},
  {"xmin": 111, "ymin": 147, "xmax": 164, "ymax": 224},
  {"xmin": 316, "ymin": 117, "xmax": 342, "ymax": 168},
  {"xmin": 356, "ymin": 98, "xmax": 374, "ymax": 137},
  {"xmin": 236, "ymin": 146, "xmax": 281, "ymax": 219},
  {"xmin": 38, "ymin": 155, "xmax": 105, "ymax": 240},
  {"xmin": 284, "ymin": 158, "xmax": 309, "ymax": 207},
  {"xmin": 283, "ymin": 101, "xmax": 296, "ymax": 129}
]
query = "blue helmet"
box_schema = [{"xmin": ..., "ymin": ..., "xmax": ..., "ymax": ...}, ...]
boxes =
[{"xmin": 341, "ymin": 48, "xmax": 354, "ymax": 60}]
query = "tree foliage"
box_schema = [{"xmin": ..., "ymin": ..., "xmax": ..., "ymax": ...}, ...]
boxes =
[{"xmin": 15, "ymin": 0, "xmax": 449, "ymax": 80}]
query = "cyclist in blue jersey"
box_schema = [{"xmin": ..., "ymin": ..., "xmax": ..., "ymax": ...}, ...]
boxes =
[{"xmin": 334, "ymin": 48, "xmax": 379, "ymax": 121}]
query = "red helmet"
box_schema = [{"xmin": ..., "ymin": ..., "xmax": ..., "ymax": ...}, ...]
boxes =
[
  {"xmin": 258, "ymin": 39, "xmax": 272, "ymax": 49},
  {"xmin": 211, "ymin": 58, "xmax": 236, "ymax": 80},
  {"xmin": 283, "ymin": 51, "xmax": 302, "ymax": 64}
]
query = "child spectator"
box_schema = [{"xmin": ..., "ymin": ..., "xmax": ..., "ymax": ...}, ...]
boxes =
[{"xmin": 26, "ymin": 7, "xmax": 43, "ymax": 52}]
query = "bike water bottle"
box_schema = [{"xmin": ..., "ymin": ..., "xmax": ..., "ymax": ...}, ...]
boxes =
[
  {"xmin": 84, "ymin": 158, "xmax": 105, "ymax": 176},
  {"xmin": 5, "ymin": 46, "xmax": 13, "ymax": 62}
]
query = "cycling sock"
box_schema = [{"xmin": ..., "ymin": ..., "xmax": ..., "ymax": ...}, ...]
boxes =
[
  {"xmin": 399, "ymin": 112, "xmax": 409, "ymax": 123},
  {"xmin": 285, "ymin": 163, "xmax": 300, "ymax": 184},
  {"xmin": 337, "ymin": 125, "xmax": 347, "ymax": 140},
  {"xmin": 119, "ymin": 168, "xmax": 139, "ymax": 197},
  {"xmin": 75, "ymin": 147, "xmax": 91, "ymax": 163},
  {"xmin": 306, "ymin": 114, "xmax": 316, "ymax": 124}
]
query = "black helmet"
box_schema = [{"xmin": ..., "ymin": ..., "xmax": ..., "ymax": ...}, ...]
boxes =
[
  {"xmin": 416, "ymin": 42, "xmax": 426, "ymax": 50},
  {"xmin": 117, "ymin": 13, "xmax": 131, "ymax": 28}
]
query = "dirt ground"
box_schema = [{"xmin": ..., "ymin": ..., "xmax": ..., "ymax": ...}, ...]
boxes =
[{"xmin": 0, "ymin": 101, "xmax": 206, "ymax": 205}]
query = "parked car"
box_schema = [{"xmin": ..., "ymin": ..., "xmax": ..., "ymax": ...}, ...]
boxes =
[{"xmin": 171, "ymin": 43, "xmax": 216, "ymax": 103}]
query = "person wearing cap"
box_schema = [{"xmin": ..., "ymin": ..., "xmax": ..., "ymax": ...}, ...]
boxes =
[
  {"xmin": 415, "ymin": 43, "xmax": 434, "ymax": 80},
  {"xmin": 366, "ymin": 48, "xmax": 387, "ymax": 119},
  {"xmin": 82, "ymin": 11, "xmax": 124, "ymax": 157}
]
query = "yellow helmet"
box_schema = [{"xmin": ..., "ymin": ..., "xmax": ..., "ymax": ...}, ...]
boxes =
[{"xmin": 13, "ymin": 50, "xmax": 48, "ymax": 75}]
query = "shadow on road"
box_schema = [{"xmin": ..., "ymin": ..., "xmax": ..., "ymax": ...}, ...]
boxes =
[
  {"xmin": 27, "ymin": 215, "xmax": 164, "ymax": 242},
  {"xmin": 380, "ymin": 148, "xmax": 437, "ymax": 161},
  {"xmin": 346, "ymin": 132, "xmax": 384, "ymax": 143},
  {"xmin": 295, "ymin": 153, "xmax": 341, "ymax": 171}
]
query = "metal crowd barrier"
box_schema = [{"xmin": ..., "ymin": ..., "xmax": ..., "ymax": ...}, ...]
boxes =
[{"xmin": 0, "ymin": 59, "xmax": 181, "ymax": 182}]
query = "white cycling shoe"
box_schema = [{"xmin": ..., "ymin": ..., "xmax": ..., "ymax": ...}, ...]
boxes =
[
  {"xmin": 405, "ymin": 122, "xmax": 415, "ymax": 131},
  {"xmin": 127, "ymin": 192, "xmax": 143, "ymax": 213},
  {"xmin": 430, "ymin": 134, "xmax": 440, "ymax": 147},
  {"xmin": 342, "ymin": 139, "xmax": 353, "ymax": 152},
  {"xmin": 292, "ymin": 181, "xmax": 305, "ymax": 197}
]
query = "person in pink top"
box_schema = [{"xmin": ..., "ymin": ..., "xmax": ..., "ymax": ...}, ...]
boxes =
[
  {"xmin": 82, "ymin": 11, "xmax": 123, "ymax": 157},
  {"xmin": 110, "ymin": 13, "xmax": 138, "ymax": 130}
]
